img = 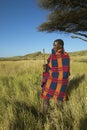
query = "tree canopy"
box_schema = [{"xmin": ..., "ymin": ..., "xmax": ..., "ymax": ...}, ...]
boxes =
[{"xmin": 37, "ymin": 0, "xmax": 87, "ymax": 41}]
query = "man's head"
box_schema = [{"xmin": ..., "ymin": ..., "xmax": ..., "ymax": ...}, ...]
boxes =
[{"xmin": 53, "ymin": 39, "xmax": 64, "ymax": 52}]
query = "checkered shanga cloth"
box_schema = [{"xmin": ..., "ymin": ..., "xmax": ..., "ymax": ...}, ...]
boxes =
[{"xmin": 41, "ymin": 49, "xmax": 70, "ymax": 102}]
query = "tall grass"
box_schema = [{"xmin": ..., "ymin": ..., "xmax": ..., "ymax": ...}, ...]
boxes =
[{"xmin": 0, "ymin": 59, "xmax": 87, "ymax": 130}]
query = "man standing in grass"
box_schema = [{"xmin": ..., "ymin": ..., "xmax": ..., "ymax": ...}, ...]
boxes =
[{"xmin": 41, "ymin": 39, "xmax": 70, "ymax": 114}]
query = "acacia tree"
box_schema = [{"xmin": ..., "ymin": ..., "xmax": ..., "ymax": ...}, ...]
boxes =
[{"xmin": 37, "ymin": 0, "xmax": 87, "ymax": 41}]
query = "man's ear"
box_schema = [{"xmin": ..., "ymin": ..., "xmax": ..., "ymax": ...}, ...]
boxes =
[{"xmin": 58, "ymin": 44, "xmax": 62, "ymax": 49}]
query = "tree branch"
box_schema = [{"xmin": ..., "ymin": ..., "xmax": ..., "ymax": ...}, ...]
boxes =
[
  {"xmin": 74, "ymin": 32, "xmax": 87, "ymax": 38},
  {"xmin": 71, "ymin": 35, "xmax": 87, "ymax": 42}
]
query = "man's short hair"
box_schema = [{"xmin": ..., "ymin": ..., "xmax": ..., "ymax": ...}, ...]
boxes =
[{"xmin": 54, "ymin": 39, "xmax": 64, "ymax": 48}]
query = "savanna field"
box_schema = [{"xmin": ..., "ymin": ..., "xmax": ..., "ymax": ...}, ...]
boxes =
[{"xmin": 0, "ymin": 51, "xmax": 87, "ymax": 130}]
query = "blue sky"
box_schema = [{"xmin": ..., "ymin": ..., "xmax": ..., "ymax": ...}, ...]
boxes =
[{"xmin": 0, "ymin": 0, "xmax": 87, "ymax": 57}]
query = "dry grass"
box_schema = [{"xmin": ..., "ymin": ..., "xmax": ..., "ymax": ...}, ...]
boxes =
[{"xmin": 0, "ymin": 57, "xmax": 87, "ymax": 130}]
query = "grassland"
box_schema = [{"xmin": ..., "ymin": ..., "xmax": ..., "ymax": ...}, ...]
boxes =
[{"xmin": 0, "ymin": 51, "xmax": 87, "ymax": 130}]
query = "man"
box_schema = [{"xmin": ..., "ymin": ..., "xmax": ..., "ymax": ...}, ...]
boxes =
[{"xmin": 41, "ymin": 39, "xmax": 70, "ymax": 114}]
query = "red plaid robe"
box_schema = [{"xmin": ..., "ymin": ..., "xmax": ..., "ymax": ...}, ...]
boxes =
[{"xmin": 41, "ymin": 49, "xmax": 70, "ymax": 102}]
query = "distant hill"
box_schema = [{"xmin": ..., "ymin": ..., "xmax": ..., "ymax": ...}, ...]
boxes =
[
  {"xmin": 69, "ymin": 50, "xmax": 87, "ymax": 62},
  {"xmin": 69, "ymin": 50, "xmax": 87, "ymax": 56},
  {"xmin": 0, "ymin": 50, "xmax": 87, "ymax": 61},
  {"xmin": 0, "ymin": 51, "xmax": 49, "ymax": 61}
]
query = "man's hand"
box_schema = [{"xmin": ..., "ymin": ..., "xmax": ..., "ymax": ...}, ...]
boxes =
[{"xmin": 43, "ymin": 64, "xmax": 47, "ymax": 72}]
